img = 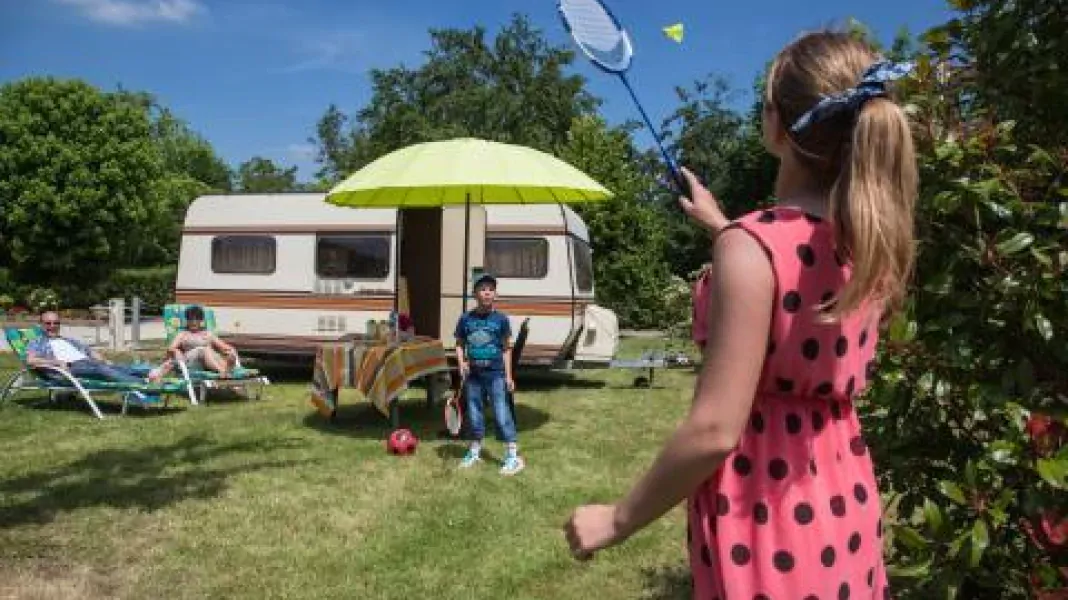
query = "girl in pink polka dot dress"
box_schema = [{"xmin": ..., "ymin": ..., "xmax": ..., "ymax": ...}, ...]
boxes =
[{"xmin": 565, "ymin": 31, "xmax": 918, "ymax": 600}]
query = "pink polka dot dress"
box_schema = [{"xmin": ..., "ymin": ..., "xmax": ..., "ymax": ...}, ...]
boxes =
[{"xmin": 688, "ymin": 207, "xmax": 888, "ymax": 600}]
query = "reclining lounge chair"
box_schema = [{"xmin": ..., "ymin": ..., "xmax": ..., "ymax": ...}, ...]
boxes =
[
  {"xmin": 159, "ymin": 304, "xmax": 270, "ymax": 403},
  {"xmin": 1, "ymin": 325, "xmax": 189, "ymax": 419}
]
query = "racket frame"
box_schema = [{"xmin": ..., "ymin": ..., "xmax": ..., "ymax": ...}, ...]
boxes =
[{"xmin": 556, "ymin": 0, "xmax": 690, "ymax": 197}]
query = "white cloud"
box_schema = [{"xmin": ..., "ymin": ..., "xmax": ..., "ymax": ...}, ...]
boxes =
[
  {"xmin": 56, "ymin": 0, "xmax": 205, "ymax": 27},
  {"xmin": 281, "ymin": 31, "xmax": 366, "ymax": 74}
]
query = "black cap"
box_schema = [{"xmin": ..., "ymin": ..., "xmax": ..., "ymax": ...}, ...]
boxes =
[{"xmin": 473, "ymin": 273, "xmax": 497, "ymax": 289}]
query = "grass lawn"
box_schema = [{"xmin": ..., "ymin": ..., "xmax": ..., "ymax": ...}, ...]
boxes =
[{"xmin": 0, "ymin": 340, "xmax": 699, "ymax": 599}]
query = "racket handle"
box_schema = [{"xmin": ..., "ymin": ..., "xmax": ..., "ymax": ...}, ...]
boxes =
[{"xmin": 666, "ymin": 163, "xmax": 692, "ymax": 202}]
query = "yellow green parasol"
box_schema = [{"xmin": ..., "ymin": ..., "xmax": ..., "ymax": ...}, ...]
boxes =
[
  {"xmin": 325, "ymin": 137, "xmax": 612, "ymax": 207},
  {"xmin": 325, "ymin": 138, "xmax": 613, "ymax": 312}
]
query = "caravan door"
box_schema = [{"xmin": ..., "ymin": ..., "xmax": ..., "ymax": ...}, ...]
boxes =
[
  {"xmin": 439, "ymin": 204, "xmax": 486, "ymax": 350},
  {"xmin": 399, "ymin": 209, "xmax": 443, "ymax": 338}
]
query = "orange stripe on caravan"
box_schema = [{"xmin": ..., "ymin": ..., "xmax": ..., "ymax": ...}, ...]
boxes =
[
  {"xmin": 442, "ymin": 295, "xmax": 590, "ymax": 317},
  {"xmin": 175, "ymin": 292, "xmax": 589, "ymax": 316},
  {"xmin": 494, "ymin": 302, "xmax": 586, "ymax": 316},
  {"xmin": 183, "ymin": 225, "xmax": 395, "ymax": 234},
  {"xmin": 485, "ymin": 225, "xmax": 567, "ymax": 235},
  {"xmin": 175, "ymin": 291, "xmax": 394, "ymax": 311},
  {"xmin": 184, "ymin": 225, "xmax": 570, "ymax": 235}
]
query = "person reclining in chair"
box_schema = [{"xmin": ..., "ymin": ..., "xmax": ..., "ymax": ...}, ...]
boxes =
[
  {"xmin": 25, "ymin": 311, "xmax": 147, "ymax": 384},
  {"xmin": 150, "ymin": 305, "xmax": 238, "ymax": 382}
]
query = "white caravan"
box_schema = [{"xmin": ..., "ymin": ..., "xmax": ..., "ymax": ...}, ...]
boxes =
[{"xmin": 174, "ymin": 193, "xmax": 619, "ymax": 367}]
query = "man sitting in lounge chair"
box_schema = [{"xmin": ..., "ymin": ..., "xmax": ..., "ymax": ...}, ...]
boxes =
[{"xmin": 25, "ymin": 311, "xmax": 147, "ymax": 384}]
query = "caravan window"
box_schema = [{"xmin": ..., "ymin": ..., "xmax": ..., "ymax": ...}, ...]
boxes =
[
  {"xmin": 486, "ymin": 238, "xmax": 548, "ymax": 279},
  {"xmin": 211, "ymin": 236, "xmax": 276, "ymax": 274},
  {"xmin": 570, "ymin": 237, "xmax": 594, "ymax": 292},
  {"xmin": 317, "ymin": 234, "xmax": 390, "ymax": 279}
]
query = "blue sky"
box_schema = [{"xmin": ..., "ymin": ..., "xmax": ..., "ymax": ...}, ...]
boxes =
[{"xmin": 1, "ymin": 0, "xmax": 953, "ymax": 182}]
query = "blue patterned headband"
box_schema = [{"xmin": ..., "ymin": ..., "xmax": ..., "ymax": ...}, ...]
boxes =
[{"xmin": 789, "ymin": 60, "xmax": 914, "ymax": 134}]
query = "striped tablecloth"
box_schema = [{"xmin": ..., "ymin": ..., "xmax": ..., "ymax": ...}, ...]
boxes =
[{"xmin": 310, "ymin": 338, "xmax": 450, "ymax": 418}]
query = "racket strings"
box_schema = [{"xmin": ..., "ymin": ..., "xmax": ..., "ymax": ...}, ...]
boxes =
[
  {"xmin": 559, "ymin": 0, "xmax": 631, "ymax": 71},
  {"xmin": 561, "ymin": 0, "xmax": 622, "ymax": 50},
  {"xmin": 558, "ymin": 0, "xmax": 687, "ymax": 194}
]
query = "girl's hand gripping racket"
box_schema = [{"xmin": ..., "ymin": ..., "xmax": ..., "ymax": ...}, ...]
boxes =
[{"xmin": 557, "ymin": 0, "xmax": 692, "ymax": 201}]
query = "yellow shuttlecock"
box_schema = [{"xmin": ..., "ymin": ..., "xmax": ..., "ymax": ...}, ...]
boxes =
[{"xmin": 662, "ymin": 23, "xmax": 684, "ymax": 43}]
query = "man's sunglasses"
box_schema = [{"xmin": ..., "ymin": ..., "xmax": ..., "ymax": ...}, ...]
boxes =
[{"xmin": 42, "ymin": 320, "xmax": 61, "ymax": 326}]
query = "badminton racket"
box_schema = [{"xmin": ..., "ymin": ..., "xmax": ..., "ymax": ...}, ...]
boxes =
[{"xmin": 558, "ymin": 0, "xmax": 691, "ymax": 199}]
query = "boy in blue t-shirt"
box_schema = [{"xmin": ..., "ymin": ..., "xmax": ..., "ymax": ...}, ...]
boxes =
[{"xmin": 454, "ymin": 274, "xmax": 524, "ymax": 475}]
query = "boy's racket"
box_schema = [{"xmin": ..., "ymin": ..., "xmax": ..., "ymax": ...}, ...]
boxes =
[
  {"xmin": 444, "ymin": 379, "xmax": 464, "ymax": 437},
  {"xmin": 557, "ymin": 0, "xmax": 691, "ymax": 199}
]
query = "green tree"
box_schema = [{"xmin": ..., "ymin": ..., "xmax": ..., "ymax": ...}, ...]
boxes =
[
  {"xmin": 719, "ymin": 98, "xmax": 777, "ymax": 215},
  {"xmin": 116, "ymin": 90, "xmax": 232, "ymax": 191},
  {"xmin": 0, "ymin": 77, "xmax": 166, "ymax": 289},
  {"xmin": 558, "ymin": 115, "xmax": 678, "ymax": 329},
  {"xmin": 311, "ymin": 13, "xmax": 598, "ymax": 182},
  {"xmin": 887, "ymin": 26, "xmax": 919, "ymax": 62},
  {"xmin": 859, "ymin": 14, "xmax": 1068, "ymax": 599},
  {"xmin": 926, "ymin": 0, "xmax": 1068, "ymax": 145},
  {"xmin": 236, "ymin": 156, "xmax": 299, "ymax": 193},
  {"xmin": 109, "ymin": 89, "xmax": 232, "ymax": 268},
  {"xmin": 660, "ymin": 75, "xmax": 776, "ymax": 277},
  {"xmin": 151, "ymin": 109, "xmax": 232, "ymax": 192},
  {"xmin": 139, "ymin": 174, "xmax": 213, "ymax": 268},
  {"xmin": 311, "ymin": 104, "xmax": 356, "ymax": 183}
]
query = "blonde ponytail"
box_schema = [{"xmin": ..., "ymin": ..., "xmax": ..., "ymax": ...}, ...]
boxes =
[
  {"xmin": 828, "ymin": 97, "xmax": 918, "ymax": 318},
  {"xmin": 766, "ymin": 30, "xmax": 919, "ymax": 320}
]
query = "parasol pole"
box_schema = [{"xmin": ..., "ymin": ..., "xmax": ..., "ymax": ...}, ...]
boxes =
[
  {"xmin": 461, "ymin": 192, "xmax": 470, "ymax": 313},
  {"xmin": 394, "ymin": 208, "xmax": 402, "ymax": 320}
]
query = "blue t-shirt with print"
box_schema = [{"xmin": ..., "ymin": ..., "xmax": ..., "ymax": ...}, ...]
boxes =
[{"xmin": 454, "ymin": 309, "xmax": 512, "ymax": 373}]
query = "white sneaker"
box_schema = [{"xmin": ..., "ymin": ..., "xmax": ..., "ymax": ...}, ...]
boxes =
[
  {"xmin": 459, "ymin": 448, "xmax": 482, "ymax": 469},
  {"xmin": 500, "ymin": 454, "xmax": 525, "ymax": 476}
]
